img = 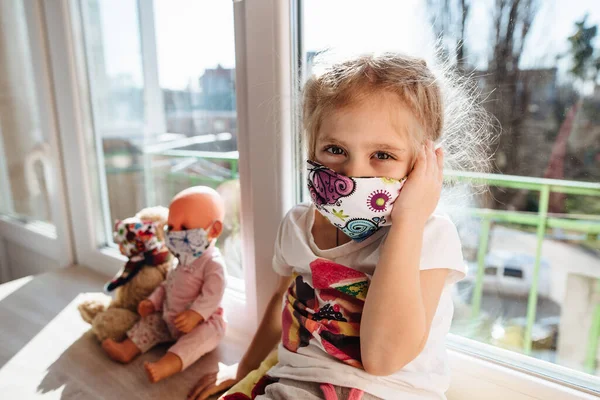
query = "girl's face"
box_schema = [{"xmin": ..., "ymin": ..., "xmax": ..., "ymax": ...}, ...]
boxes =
[{"xmin": 314, "ymin": 92, "xmax": 421, "ymax": 180}]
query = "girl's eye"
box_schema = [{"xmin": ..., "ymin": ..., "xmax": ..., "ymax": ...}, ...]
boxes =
[
  {"xmin": 325, "ymin": 146, "xmax": 345, "ymax": 155},
  {"xmin": 374, "ymin": 152, "xmax": 392, "ymax": 160}
]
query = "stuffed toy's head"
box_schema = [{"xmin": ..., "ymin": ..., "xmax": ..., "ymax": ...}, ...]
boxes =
[
  {"xmin": 105, "ymin": 206, "xmax": 171, "ymax": 292},
  {"xmin": 113, "ymin": 218, "xmax": 162, "ymax": 259}
]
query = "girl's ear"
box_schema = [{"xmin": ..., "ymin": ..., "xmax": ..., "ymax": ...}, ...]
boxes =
[{"xmin": 208, "ymin": 220, "xmax": 223, "ymax": 240}]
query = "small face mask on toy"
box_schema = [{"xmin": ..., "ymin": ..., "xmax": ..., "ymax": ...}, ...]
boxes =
[
  {"xmin": 307, "ymin": 160, "xmax": 407, "ymax": 242},
  {"xmin": 106, "ymin": 219, "xmax": 170, "ymax": 292},
  {"xmin": 165, "ymin": 223, "xmax": 214, "ymax": 267},
  {"xmin": 114, "ymin": 219, "xmax": 162, "ymax": 259}
]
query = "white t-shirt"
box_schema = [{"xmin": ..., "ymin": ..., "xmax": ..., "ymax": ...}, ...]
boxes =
[{"xmin": 268, "ymin": 202, "xmax": 466, "ymax": 400}]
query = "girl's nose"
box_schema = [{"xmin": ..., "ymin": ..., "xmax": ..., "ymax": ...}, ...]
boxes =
[{"xmin": 339, "ymin": 159, "xmax": 368, "ymax": 178}]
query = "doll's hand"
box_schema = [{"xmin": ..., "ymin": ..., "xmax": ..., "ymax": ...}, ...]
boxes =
[
  {"xmin": 175, "ymin": 310, "xmax": 204, "ymax": 333},
  {"xmin": 187, "ymin": 363, "xmax": 238, "ymax": 400},
  {"xmin": 138, "ymin": 299, "xmax": 155, "ymax": 317},
  {"xmin": 392, "ymin": 139, "xmax": 444, "ymax": 225}
]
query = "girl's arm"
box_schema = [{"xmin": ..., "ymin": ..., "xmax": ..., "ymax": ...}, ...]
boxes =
[
  {"xmin": 237, "ymin": 274, "xmax": 293, "ymax": 379},
  {"xmin": 361, "ymin": 140, "xmax": 448, "ymax": 376},
  {"xmin": 361, "ymin": 217, "xmax": 448, "ymax": 376}
]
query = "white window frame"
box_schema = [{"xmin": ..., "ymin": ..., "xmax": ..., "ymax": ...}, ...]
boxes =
[
  {"xmin": 37, "ymin": 0, "xmax": 600, "ymax": 397},
  {"xmin": 0, "ymin": 0, "xmax": 74, "ymax": 270}
]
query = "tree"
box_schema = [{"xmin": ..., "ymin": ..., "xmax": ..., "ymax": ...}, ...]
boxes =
[
  {"xmin": 426, "ymin": 0, "xmax": 542, "ymax": 209},
  {"xmin": 488, "ymin": 0, "xmax": 538, "ymax": 177},
  {"xmin": 427, "ymin": 0, "xmax": 472, "ymax": 71},
  {"xmin": 542, "ymin": 15, "xmax": 600, "ymax": 213},
  {"xmin": 567, "ymin": 14, "xmax": 600, "ymax": 86},
  {"xmin": 481, "ymin": 0, "xmax": 540, "ymax": 209}
]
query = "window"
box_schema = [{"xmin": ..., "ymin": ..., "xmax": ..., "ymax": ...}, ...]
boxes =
[
  {"xmin": 504, "ymin": 267, "xmax": 524, "ymax": 279},
  {"xmin": 299, "ymin": 0, "xmax": 600, "ymax": 390},
  {"xmin": 77, "ymin": 0, "xmax": 243, "ymax": 278},
  {"xmin": 0, "ymin": 1, "xmax": 52, "ymax": 226}
]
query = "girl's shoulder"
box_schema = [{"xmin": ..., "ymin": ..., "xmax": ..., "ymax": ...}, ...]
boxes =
[
  {"xmin": 279, "ymin": 202, "xmax": 313, "ymax": 229},
  {"xmin": 426, "ymin": 210, "xmax": 457, "ymax": 228},
  {"xmin": 423, "ymin": 211, "xmax": 461, "ymax": 246}
]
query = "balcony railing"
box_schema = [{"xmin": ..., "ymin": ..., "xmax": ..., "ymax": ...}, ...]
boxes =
[{"xmin": 445, "ymin": 171, "xmax": 600, "ymax": 370}]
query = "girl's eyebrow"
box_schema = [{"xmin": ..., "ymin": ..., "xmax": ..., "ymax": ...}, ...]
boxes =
[
  {"xmin": 319, "ymin": 136, "xmax": 347, "ymax": 147},
  {"xmin": 366, "ymin": 143, "xmax": 407, "ymax": 152},
  {"xmin": 320, "ymin": 136, "xmax": 407, "ymax": 153}
]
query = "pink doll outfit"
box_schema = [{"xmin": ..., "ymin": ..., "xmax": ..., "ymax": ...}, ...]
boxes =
[{"xmin": 127, "ymin": 245, "xmax": 226, "ymax": 369}]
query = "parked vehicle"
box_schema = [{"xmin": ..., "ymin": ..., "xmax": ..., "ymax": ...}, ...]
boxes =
[{"xmin": 464, "ymin": 250, "xmax": 551, "ymax": 298}]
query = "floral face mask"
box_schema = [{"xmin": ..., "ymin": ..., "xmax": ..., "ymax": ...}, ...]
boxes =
[
  {"xmin": 113, "ymin": 219, "xmax": 162, "ymax": 259},
  {"xmin": 165, "ymin": 223, "xmax": 214, "ymax": 267},
  {"xmin": 106, "ymin": 219, "xmax": 169, "ymax": 292},
  {"xmin": 307, "ymin": 160, "xmax": 407, "ymax": 242}
]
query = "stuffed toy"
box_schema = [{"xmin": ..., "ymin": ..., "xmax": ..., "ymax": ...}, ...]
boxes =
[{"xmin": 78, "ymin": 206, "xmax": 174, "ymax": 342}]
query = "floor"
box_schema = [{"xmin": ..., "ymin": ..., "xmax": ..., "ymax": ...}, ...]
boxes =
[{"xmin": 0, "ymin": 267, "xmax": 246, "ymax": 399}]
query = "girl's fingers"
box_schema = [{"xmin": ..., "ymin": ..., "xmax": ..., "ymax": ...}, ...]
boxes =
[
  {"xmin": 187, "ymin": 374, "xmax": 217, "ymax": 399},
  {"xmin": 436, "ymin": 147, "xmax": 444, "ymax": 181},
  {"xmin": 426, "ymin": 140, "xmax": 435, "ymax": 176},
  {"xmin": 414, "ymin": 144, "xmax": 427, "ymax": 176}
]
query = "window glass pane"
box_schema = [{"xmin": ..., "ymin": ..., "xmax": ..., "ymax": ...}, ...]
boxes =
[
  {"xmin": 301, "ymin": 0, "xmax": 600, "ymax": 384},
  {"xmin": 0, "ymin": 1, "xmax": 53, "ymax": 226},
  {"xmin": 79, "ymin": 0, "xmax": 242, "ymax": 278}
]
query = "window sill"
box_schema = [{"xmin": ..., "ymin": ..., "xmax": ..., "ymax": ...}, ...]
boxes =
[{"xmin": 447, "ymin": 335, "xmax": 600, "ymax": 399}]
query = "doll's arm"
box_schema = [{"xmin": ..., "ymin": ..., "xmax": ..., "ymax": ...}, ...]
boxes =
[
  {"xmin": 188, "ymin": 261, "xmax": 226, "ymax": 320},
  {"xmin": 147, "ymin": 281, "xmax": 166, "ymax": 311}
]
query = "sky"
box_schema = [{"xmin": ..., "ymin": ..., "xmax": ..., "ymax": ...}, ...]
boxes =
[{"xmin": 96, "ymin": 0, "xmax": 600, "ymax": 90}]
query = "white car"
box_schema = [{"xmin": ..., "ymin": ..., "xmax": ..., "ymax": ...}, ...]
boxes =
[{"xmin": 464, "ymin": 250, "xmax": 551, "ymax": 298}]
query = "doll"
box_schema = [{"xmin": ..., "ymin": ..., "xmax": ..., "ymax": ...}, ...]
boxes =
[{"xmin": 101, "ymin": 186, "xmax": 227, "ymax": 383}]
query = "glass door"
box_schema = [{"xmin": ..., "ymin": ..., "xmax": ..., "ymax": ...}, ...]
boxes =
[{"xmin": 0, "ymin": 0, "xmax": 73, "ymax": 282}]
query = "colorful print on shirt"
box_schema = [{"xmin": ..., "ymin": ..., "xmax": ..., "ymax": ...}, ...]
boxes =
[{"xmin": 281, "ymin": 258, "xmax": 370, "ymax": 369}]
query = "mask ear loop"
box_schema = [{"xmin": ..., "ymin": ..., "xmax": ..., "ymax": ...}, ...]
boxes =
[{"xmin": 205, "ymin": 220, "xmax": 218, "ymax": 242}]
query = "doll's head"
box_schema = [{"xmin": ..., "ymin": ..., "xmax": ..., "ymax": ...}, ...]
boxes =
[
  {"xmin": 106, "ymin": 206, "xmax": 172, "ymax": 293},
  {"xmin": 165, "ymin": 186, "xmax": 225, "ymax": 265}
]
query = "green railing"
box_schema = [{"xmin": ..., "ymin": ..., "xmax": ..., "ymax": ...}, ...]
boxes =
[
  {"xmin": 105, "ymin": 149, "xmax": 600, "ymax": 372},
  {"xmin": 445, "ymin": 171, "xmax": 600, "ymax": 368}
]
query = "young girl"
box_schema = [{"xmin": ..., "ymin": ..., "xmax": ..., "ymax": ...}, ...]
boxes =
[{"xmin": 190, "ymin": 52, "xmax": 489, "ymax": 400}]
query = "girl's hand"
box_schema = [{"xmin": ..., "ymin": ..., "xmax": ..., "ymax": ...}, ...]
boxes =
[
  {"xmin": 187, "ymin": 363, "xmax": 239, "ymax": 400},
  {"xmin": 138, "ymin": 299, "xmax": 155, "ymax": 317},
  {"xmin": 392, "ymin": 140, "xmax": 444, "ymax": 225}
]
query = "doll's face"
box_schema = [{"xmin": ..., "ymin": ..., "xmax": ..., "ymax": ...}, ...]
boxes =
[{"xmin": 167, "ymin": 193, "xmax": 223, "ymax": 239}]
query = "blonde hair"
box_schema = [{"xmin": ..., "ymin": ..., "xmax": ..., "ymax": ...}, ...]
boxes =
[{"xmin": 302, "ymin": 51, "xmax": 494, "ymax": 176}]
